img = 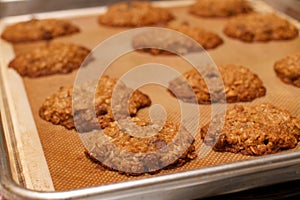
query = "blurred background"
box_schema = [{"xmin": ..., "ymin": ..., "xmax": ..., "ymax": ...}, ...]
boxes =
[
  {"xmin": 0, "ymin": 0, "xmax": 164, "ymax": 17},
  {"xmin": 0, "ymin": 0, "xmax": 300, "ymax": 20}
]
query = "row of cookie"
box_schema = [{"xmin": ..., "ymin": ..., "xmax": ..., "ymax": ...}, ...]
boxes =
[
  {"xmin": 100, "ymin": 0, "xmax": 298, "ymax": 42},
  {"xmin": 7, "ymin": 40, "xmax": 300, "ymax": 89},
  {"xmin": 1, "ymin": 0, "xmax": 236, "ymax": 43},
  {"xmin": 38, "ymin": 64, "xmax": 296, "ymax": 141},
  {"xmin": 99, "ymin": 0, "xmax": 252, "ymax": 26},
  {"xmin": 38, "ymin": 70, "xmax": 300, "ymax": 175},
  {"xmin": 99, "ymin": 1, "xmax": 298, "ymax": 43},
  {"xmin": 1, "ymin": 1, "xmax": 298, "ymax": 45},
  {"xmin": 39, "ymin": 65, "xmax": 267, "ymax": 131}
]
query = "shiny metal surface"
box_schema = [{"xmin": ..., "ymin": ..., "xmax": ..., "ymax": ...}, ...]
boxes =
[
  {"xmin": 263, "ymin": 0, "xmax": 300, "ymax": 21},
  {"xmin": 0, "ymin": 0, "xmax": 109, "ymax": 17},
  {"xmin": 0, "ymin": 0, "xmax": 168, "ymax": 17},
  {"xmin": 1, "ymin": 0, "xmax": 300, "ymax": 19}
]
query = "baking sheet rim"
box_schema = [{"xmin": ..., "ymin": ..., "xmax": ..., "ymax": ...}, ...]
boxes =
[{"xmin": 0, "ymin": 0, "xmax": 300, "ymax": 198}]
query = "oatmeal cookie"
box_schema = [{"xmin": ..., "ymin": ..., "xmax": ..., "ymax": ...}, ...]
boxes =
[
  {"xmin": 190, "ymin": 0, "xmax": 253, "ymax": 18},
  {"xmin": 224, "ymin": 13, "xmax": 299, "ymax": 42},
  {"xmin": 39, "ymin": 76, "xmax": 152, "ymax": 131},
  {"xmin": 8, "ymin": 42, "xmax": 90, "ymax": 77},
  {"xmin": 1, "ymin": 19, "xmax": 79, "ymax": 43},
  {"xmin": 201, "ymin": 104, "xmax": 300, "ymax": 156},
  {"xmin": 98, "ymin": 1, "xmax": 174, "ymax": 27},
  {"xmin": 86, "ymin": 117, "xmax": 197, "ymax": 175},
  {"xmin": 274, "ymin": 51, "xmax": 300, "ymax": 87},
  {"xmin": 132, "ymin": 24, "xmax": 223, "ymax": 55},
  {"xmin": 169, "ymin": 64, "xmax": 266, "ymax": 104}
]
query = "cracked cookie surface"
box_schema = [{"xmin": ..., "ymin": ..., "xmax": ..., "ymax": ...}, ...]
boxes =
[
  {"xmin": 190, "ymin": 0, "xmax": 253, "ymax": 18},
  {"xmin": 39, "ymin": 76, "xmax": 151, "ymax": 132},
  {"xmin": 274, "ymin": 51, "xmax": 300, "ymax": 87},
  {"xmin": 168, "ymin": 65, "xmax": 266, "ymax": 104},
  {"xmin": 201, "ymin": 104, "xmax": 300, "ymax": 156},
  {"xmin": 224, "ymin": 13, "xmax": 298, "ymax": 42},
  {"xmin": 86, "ymin": 117, "xmax": 197, "ymax": 175},
  {"xmin": 132, "ymin": 24, "xmax": 223, "ymax": 55},
  {"xmin": 1, "ymin": 19, "xmax": 79, "ymax": 43},
  {"xmin": 8, "ymin": 42, "xmax": 90, "ymax": 77},
  {"xmin": 98, "ymin": 1, "xmax": 174, "ymax": 27}
]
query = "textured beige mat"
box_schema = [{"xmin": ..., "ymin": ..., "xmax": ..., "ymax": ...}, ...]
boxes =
[{"xmin": 10, "ymin": 5, "xmax": 300, "ymax": 191}]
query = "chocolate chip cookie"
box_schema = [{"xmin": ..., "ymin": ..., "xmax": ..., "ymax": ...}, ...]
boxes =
[
  {"xmin": 98, "ymin": 1, "xmax": 174, "ymax": 27},
  {"xmin": 169, "ymin": 64, "xmax": 266, "ymax": 104},
  {"xmin": 190, "ymin": 0, "xmax": 253, "ymax": 18},
  {"xmin": 86, "ymin": 117, "xmax": 197, "ymax": 175},
  {"xmin": 1, "ymin": 19, "xmax": 80, "ymax": 43},
  {"xmin": 39, "ymin": 76, "xmax": 152, "ymax": 132},
  {"xmin": 274, "ymin": 51, "xmax": 300, "ymax": 87},
  {"xmin": 201, "ymin": 104, "xmax": 300, "ymax": 156},
  {"xmin": 224, "ymin": 13, "xmax": 299, "ymax": 42},
  {"xmin": 132, "ymin": 24, "xmax": 223, "ymax": 55},
  {"xmin": 8, "ymin": 42, "xmax": 90, "ymax": 77}
]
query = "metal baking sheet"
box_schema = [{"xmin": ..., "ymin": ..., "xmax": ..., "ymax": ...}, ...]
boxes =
[{"xmin": 1, "ymin": 0, "xmax": 300, "ymax": 199}]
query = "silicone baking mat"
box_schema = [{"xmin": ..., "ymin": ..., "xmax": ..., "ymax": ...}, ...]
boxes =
[{"xmin": 4, "ymin": 1, "xmax": 300, "ymax": 191}]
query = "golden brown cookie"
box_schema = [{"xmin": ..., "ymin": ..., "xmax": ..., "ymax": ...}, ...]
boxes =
[
  {"xmin": 168, "ymin": 65, "xmax": 266, "ymax": 104},
  {"xmin": 98, "ymin": 1, "xmax": 174, "ymax": 27},
  {"xmin": 8, "ymin": 42, "xmax": 90, "ymax": 78},
  {"xmin": 87, "ymin": 117, "xmax": 197, "ymax": 175},
  {"xmin": 224, "ymin": 13, "xmax": 299, "ymax": 42},
  {"xmin": 201, "ymin": 104, "xmax": 300, "ymax": 156},
  {"xmin": 132, "ymin": 24, "xmax": 223, "ymax": 55},
  {"xmin": 1, "ymin": 19, "xmax": 80, "ymax": 43},
  {"xmin": 274, "ymin": 51, "xmax": 300, "ymax": 87},
  {"xmin": 190, "ymin": 0, "xmax": 253, "ymax": 18},
  {"xmin": 39, "ymin": 76, "xmax": 152, "ymax": 132}
]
